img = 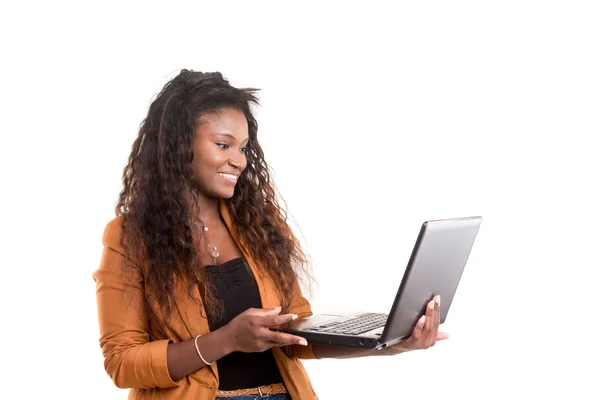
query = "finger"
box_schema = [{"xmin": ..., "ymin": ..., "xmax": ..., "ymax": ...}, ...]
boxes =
[
  {"xmin": 264, "ymin": 330, "xmax": 307, "ymax": 346},
  {"xmin": 430, "ymin": 295, "xmax": 441, "ymax": 347},
  {"xmin": 246, "ymin": 306, "xmax": 282, "ymax": 317},
  {"xmin": 436, "ymin": 332, "xmax": 450, "ymax": 341},
  {"xmin": 263, "ymin": 306, "xmax": 283, "ymax": 316},
  {"xmin": 411, "ymin": 315, "xmax": 426, "ymax": 343},
  {"xmin": 422, "ymin": 298, "xmax": 435, "ymax": 346},
  {"xmin": 260, "ymin": 313, "xmax": 298, "ymax": 327}
]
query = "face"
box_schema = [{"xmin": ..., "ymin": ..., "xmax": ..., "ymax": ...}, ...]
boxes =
[{"xmin": 191, "ymin": 108, "xmax": 249, "ymax": 200}]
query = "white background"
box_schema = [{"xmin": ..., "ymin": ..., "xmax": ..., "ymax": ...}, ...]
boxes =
[{"xmin": 1, "ymin": 1, "xmax": 599, "ymax": 399}]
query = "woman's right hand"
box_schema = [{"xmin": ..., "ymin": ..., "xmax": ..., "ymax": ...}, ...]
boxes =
[{"xmin": 224, "ymin": 307, "xmax": 308, "ymax": 353}]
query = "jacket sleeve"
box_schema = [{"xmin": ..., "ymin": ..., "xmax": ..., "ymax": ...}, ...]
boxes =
[
  {"xmin": 92, "ymin": 219, "xmax": 180, "ymax": 389},
  {"xmin": 281, "ymin": 278, "xmax": 319, "ymax": 360}
]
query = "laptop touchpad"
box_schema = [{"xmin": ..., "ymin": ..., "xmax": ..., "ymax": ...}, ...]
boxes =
[{"xmin": 286, "ymin": 313, "xmax": 344, "ymax": 330}]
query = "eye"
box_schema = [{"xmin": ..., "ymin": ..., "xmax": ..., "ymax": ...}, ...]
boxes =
[
  {"xmin": 216, "ymin": 142, "xmax": 229, "ymax": 149},
  {"xmin": 240, "ymin": 146, "xmax": 247, "ymax": 153}
]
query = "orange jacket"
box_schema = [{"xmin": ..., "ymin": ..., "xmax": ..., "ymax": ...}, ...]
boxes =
[{"xmin": 93, "ymin": 200, "xmax": 319, "ymax": 399}]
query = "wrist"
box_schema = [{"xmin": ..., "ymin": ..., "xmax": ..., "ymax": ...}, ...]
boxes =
[
  {"xmin": 217, "ymin": 323, "xmax": 238, "ymax": 354},
  {"xmin": 193, "ymin": 327, "xmax": 236, "ymax": 365}
]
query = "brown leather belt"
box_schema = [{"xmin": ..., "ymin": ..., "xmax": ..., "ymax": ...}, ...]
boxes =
[{"xmin": 216, "ymin": 383, "xmax": 288, "ymax": 398}]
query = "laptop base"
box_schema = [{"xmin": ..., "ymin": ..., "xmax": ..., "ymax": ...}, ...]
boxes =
[{"xmin": 280, "ymin": 313, "xmax": 386, "ymax": 349}]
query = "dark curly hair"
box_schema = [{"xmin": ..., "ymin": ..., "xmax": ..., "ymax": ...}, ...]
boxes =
[{"xmin": 116, "ymin": 69, "xmax": 309, "ymax": 323}]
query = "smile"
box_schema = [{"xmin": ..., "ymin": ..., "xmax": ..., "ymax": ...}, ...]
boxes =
[{"xmin": 218, "ymin": 173, "xmax": 238, "ymax": 184}]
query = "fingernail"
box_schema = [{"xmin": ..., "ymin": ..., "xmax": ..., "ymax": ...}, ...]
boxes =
[
  {"xmin": 274, "ymin": 306, "xmax": 282, "ymax": 311},
  {"xmin": 299, "ymin": 339, "xmax": 308, "ymax": 346},
  {"xmin": 435, "ymin": 295, "xmax": 441, "ymax": 305},
  {"xmin": 429, "ymin": 300, "xmax": 435, "ymax": 310},
  {"xmin": 419, "ymin": 315, "xmax": 426, "ymax": 326},
  {"xmin": 291, "ymin": 314, "xmax": 298, "ymax": 320}
]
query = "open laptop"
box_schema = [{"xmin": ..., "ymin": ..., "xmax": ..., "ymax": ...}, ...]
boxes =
[{"xmin": 280, "ymin": 216, "xmax": 482, "ymax": 349}]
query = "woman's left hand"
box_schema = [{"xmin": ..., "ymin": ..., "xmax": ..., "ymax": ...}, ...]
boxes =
[{"xmin": 382, "ymin": 295, "xmax": 449, "ymax": 356}]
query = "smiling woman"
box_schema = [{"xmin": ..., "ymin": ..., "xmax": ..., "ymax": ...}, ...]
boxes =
[{"xmin": 92, "ymin": 69, "xmax": 446, "ymax": 400}]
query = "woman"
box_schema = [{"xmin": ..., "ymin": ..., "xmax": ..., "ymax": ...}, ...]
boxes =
[{"xmin": 93, "ymin": 70, "xmax": 448, "ymax": 400}]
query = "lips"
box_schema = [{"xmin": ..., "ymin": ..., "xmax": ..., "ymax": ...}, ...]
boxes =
[{"xmin": 218, "ymin": 172, "xmax": 238, "ymax": 184}]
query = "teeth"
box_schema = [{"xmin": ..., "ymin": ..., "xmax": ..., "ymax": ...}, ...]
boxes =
[{"xmin": 219, "ymin": 173, "xmax": 237, "ymax": 180}]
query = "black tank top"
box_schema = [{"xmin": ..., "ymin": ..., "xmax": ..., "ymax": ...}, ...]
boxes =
[{"xmin": 203, "ymin": 257, "xmax": 283, "ymax": 390}]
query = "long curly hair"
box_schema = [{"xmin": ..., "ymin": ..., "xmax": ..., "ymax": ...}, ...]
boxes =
[{"xmin": 116, "ymin": 69, "xmax": 309, "ymax": 323}]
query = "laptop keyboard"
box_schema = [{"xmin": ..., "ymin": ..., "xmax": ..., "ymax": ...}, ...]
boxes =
[{"xmin": 305, "ymin": 312, "xmax": 388, "ymax": 335}]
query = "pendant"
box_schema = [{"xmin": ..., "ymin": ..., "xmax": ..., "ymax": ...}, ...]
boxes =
[
  {"xmin": 203, "ymin": 226, "xmax": 208, "ymax": 232},
  {"xmin": 211, "ymin": 247, "xmax": 220, "ymax": 258}
]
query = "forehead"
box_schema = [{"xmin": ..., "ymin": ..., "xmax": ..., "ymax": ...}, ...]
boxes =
[{"xmin": 195, "ymin": 108, "xmax": 249, "ymax": 140}]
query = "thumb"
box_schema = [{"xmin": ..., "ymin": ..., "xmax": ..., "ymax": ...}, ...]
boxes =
[{"xmin": 437, "ymin": 332, "xmax": 450, "ymax": 341}]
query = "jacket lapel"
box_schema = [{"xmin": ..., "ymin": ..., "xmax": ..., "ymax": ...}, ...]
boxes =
[{"xmin": 172, "ymin": 276, "xmax": 210, "ymax": 337}]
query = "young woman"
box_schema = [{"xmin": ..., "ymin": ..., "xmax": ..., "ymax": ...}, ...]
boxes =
[{"xmin": 93, "ymin": 70, "xmax": 447, "ymax": 400}]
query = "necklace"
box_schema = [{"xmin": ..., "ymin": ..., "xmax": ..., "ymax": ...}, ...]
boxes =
[{"xmin": 198, "ymin": 216, "xmax": 222, "ymax": 263}]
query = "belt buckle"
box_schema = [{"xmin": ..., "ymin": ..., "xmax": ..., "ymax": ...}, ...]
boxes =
[{"xmin": 256, "ymin": 385, "xmax": 269, "ymax": 399}]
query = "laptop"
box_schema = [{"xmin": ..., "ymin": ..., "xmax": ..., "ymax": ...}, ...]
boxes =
[{"xmin": 280, "ymin": 216, "xmax": 482, "ymax": 349}]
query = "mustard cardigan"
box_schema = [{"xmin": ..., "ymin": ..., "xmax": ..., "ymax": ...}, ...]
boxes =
[{"xmin": 93, "ymin": 200, "xmax": 319, "ymax": 399}]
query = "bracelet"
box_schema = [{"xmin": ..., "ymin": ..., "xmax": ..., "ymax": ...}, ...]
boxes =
[{"xmin": 194, "ymin": 334, "xmax": 214, "ymax": 365}]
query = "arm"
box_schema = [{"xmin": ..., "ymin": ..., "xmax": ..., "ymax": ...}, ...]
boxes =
[
  {"xmin": 94, "ymin": 244, "xmax": 181, "ymax": 389},
  {"xmin": 167, "ymin": 308, "xmax": 306, "ymax": 380},
  {"xmin": 165, "ymin": 329, "xmax": 233, "ymax": 381}
]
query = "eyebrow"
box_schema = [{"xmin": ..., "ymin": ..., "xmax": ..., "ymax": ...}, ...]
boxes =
[{"xmin": 210, "ymin": 133, "xmax": 249, "ymax": 142}]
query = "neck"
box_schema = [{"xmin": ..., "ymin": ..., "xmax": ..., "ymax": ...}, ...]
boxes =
[{"xmin": 194, "ymin": 192, "xmax": 220, "ymax": 222}]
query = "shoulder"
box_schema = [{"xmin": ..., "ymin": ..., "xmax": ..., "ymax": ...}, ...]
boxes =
[
  {"xmin": 101, "ymin": 215, "xmax": 148, "ymax": 268},
  {"xmin": 94, "ymin": 216, "xmax": 143, "ymax": 286},
  {"xmin": 102, "ymin": 216, "xmax": 125, "ymax": 253}
]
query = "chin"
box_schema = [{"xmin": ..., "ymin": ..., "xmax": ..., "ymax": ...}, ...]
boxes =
[
  {"xmin": 217, "ymin": 188, "xmax": 236, "ymax": 199},
  {"xmin": 197, "ymin": 185, "xmax": 236, "ymax": 200}
]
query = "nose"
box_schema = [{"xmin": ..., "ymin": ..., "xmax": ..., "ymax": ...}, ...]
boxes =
[{"xmin": 229, "ymin": 155, "xmax": 245, "ymax": 170}]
